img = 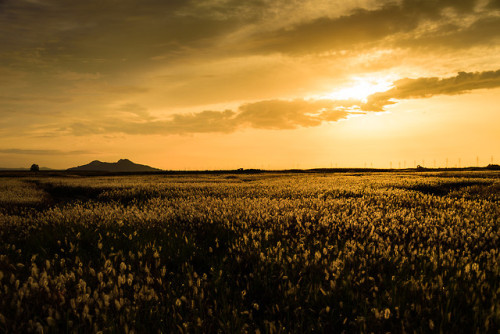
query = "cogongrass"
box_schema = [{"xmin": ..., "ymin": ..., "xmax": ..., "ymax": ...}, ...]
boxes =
[{"xmin": 0, "ymin": 172, "xmax": 498, "ymax": 332}]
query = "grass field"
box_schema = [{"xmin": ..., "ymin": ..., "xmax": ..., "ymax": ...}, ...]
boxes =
[{"xmin": 0, "ymin": 171, "xmax": 499, "ymax": 333}]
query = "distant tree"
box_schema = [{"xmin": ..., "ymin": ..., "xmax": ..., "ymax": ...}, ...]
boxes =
[
  {"xmin": 486, "ymin": 164, "xmax": 500, "ymax": 170},
  {"xmin": 30, "ymin": 164, "xmax": 40, "ymax": 172}
]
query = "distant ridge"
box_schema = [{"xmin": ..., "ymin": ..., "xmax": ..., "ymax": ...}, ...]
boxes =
[{"xmin": 67, "ymin": 159, "xmax": 161, "ymax": 172}]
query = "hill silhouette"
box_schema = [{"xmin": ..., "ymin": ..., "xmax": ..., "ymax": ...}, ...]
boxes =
[{"xmin": 67, "ymin": 159, "xmax": 161, "ymax": 172}]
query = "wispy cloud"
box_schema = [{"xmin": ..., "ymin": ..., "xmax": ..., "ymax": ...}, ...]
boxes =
[{"xmin": 0, "ymin": 148, "xmax": 94, "ymax": 155}]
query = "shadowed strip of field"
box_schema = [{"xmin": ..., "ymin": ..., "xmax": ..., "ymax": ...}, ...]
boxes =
[{"xmin": 395, "ymin": 180, "xmax": 497, "ymax": 197}]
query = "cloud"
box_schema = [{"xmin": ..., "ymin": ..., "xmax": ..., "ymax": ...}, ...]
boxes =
[
  {"xmin": 67, "ymin": 109, "xmax": 238, "ymax": 136},
  {"xmin": 1, "ymin": 0, "xmax": 489, "ymax": 73},
  {"xmin": 1, "ymin": 0, "xmax": 499, "ymax": 146},
  {"xmin": 118, "ymin": 103, "xmax": 153, "ymax": 120},
  {"xmin": 0, "ymin": 95, "xmax": 72, "ymax": 104},
  {"xmin": 64, "ymin": 69, "xmax": 500, "ymax": 135},
  {"xmin": 396, "ymin": 15, "xmax": 500, "ymax": 51},
  {"xmin": 235, "ymin": 99, "xmax": 352, "ymax": 129},
  {"xmin": 0, "ymin": 0, "xmax": 250, "ymax": 74},
  {"xmin": 487, "ymin": 0, "xmax": 500, "ymax": 9},
  {"xmin": 248, "ymin": 0, "xmax": 481, "ymax": 55},
  {"xmin": 135, "ymin": 110, "xmax": 238, "ymax": 135},
  {"xmin": 67, "ymin": 98, "xmax": 354, "ymax": 136},
  {"xmin": 363, "ymin": 69, "xmax": 500, "ymax": 111},
  {"xmin": 0, "ymin": 148, "xmax": 94, "ymax": 155},
  {"xmin": 57, "ymin": 71, "xmax": 102, "ymax": 81}
]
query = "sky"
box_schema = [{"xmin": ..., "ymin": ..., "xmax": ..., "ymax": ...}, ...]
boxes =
[{"xmin": 1, "ymin": 0, "xmax": 499, "ymax": 169}]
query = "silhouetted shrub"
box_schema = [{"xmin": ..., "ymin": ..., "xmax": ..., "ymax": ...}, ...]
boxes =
[
  {"xmin": 30, "ymin": 164, "xmax": 40, "ymax": 172},
  {"xmin": 486, "ymin": 164, "xmax": 500, "ymax": 170}
]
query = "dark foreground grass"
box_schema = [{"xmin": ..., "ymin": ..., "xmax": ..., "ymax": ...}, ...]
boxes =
[{"xmin": 0, "ymin": 172, "xmax": 499, "ymax": 333}]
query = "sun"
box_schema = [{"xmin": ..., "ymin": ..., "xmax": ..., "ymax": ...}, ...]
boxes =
[{"xmin": 321, "ymin": 76, "xmax": 394, "ymax": 102}]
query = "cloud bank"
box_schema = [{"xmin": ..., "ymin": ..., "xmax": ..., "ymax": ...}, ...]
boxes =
[
  {"xmin": 68, "ymin": 99, "xmax": 354, "ymax": 136},
  {"xmin": 364, "ymin": 69, "xmax": 500, "ymax": 111},
  {"xmin": 1, "ymin": 0, "xmax": 500, "ymax": 147},
  {"xmin": 247, "ymin": 0, "xmax": 499, "ymax": 55},
  {"xmin": 63, "ymin": 69, "xmax": 500, "ymax": 136}
]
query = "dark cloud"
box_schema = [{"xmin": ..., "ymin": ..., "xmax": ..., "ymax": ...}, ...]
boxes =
[
  {"xmin": 396, "ymin": 15, "xmax": 500, "ymax": 51},
  {"xmin": 363, "ymin": 69, "xmax": 500, "ymax": 111},
  {"xmin": 487, "ymin": 0, "xmax": 500, "ymax": 9},
  {"xmin": 0, "ymin": 0, "xmax": 250, "ymax": 75},
  {"xmin": 0, "ymin": 0, "xmax": 487, "ymax": 72},
  {"xmin": 249, "ymin": 0, "xmax": 480, "ymax": 54}
]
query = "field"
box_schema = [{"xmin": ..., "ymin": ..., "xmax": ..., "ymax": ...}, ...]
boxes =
[{"xmin": 0, "ymin": 171, "xmax": 499, "ymax": 333}]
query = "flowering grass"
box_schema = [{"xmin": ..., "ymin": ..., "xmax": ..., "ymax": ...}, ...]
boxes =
[{"xmin": 0, "ymin": 172, "xmax": 499, "ymax": 332}]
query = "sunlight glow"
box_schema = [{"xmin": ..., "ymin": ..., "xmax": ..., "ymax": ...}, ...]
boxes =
[{"xmin": 321, "ymin": 77, "xmax": 394, "ymax": 102}]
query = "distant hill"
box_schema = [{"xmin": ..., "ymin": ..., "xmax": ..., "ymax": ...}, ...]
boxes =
[{"xmin": 67, "ymin": 159, "xmax": 161, "ymax": 172}]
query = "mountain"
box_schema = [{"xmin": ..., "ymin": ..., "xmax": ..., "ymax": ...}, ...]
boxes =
[{"xmin": 67, "ymin": 159, "xmax": 161, "ymax": 172}]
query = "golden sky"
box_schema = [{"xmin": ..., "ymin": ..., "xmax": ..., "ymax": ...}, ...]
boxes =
[{"xmin": 1, "ymin": 0, "xmax": 499, "ymax": 169}]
